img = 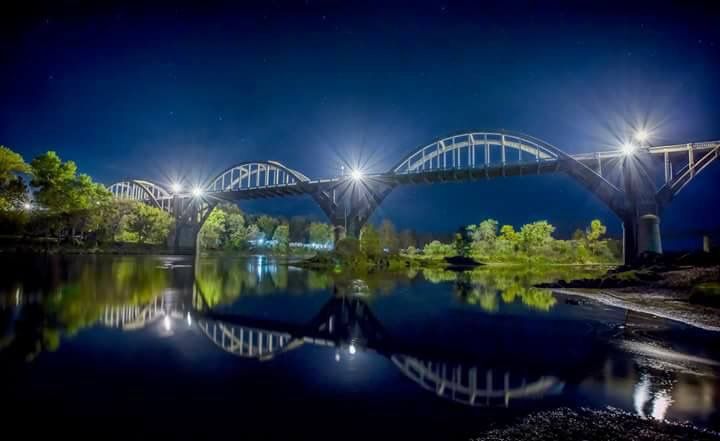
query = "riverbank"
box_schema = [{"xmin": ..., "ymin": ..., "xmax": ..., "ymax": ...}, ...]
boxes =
[
  {"xmin": 477, "ymin": 407, "xmax": 719, "ymax": 440},
  {"xmin": 0, "ymin": 241, "xmax": 186, "ymax": 255},
  {"xmin": 555, "ymin": 288, "xmax": 720, "ymax": 331},
  {"xmin": 537, "ymin": 258, "xmax": 720, "ymax": 331}
]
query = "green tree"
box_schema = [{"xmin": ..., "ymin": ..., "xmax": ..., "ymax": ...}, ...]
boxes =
[
  {"xmin": 586, "ymin": 219, "xmax": 607, "ymax": 242},
  {"xmin": 246, "ymin": 224, "xmax": 262, "ymax": 242},
  {"xmin": 423, "ymin": 240, "xmax": 454, "ymax": 258},
  {"xmin": 0, "ymin": 145, "xmax": 30, "ymax": 210},
  {"xmin": 519, "ymin": 221, "xmax": 555, "ymax": 253},
  {"xmin": 308, "ymin": 222, "xmax": 333, "ymax": 245},
  {"xmin": 257, "ymin": 215, "xmax": 279, "ymax": 238},
  {"xmin": 30, "ymin": 151, "xmax": 80, "ymax": 211},
  {"xmin": 126, "ymin": 202, "xmax": 173, "ymax": 244},
  {"xmin": 499, "ymin": 224, "xmax": 519, "ymax": 242},
  {"xmin": 471, "ymin": 219, "xmax": 499, "ymax": 243},
  {"xmin": 453, "ymin": 226, "xmax": 471, "ymax": 257},
  {"xmin": 225, "ymin": 209, "xmax": 248, "ymax": 249},
  {"xmin": 96, "ymin": 199, "xmax": 136, "ymax": 241},
  {"xmin": 30, "ymin": 151, "xmax": 110, "ymax": 213},
  {"xmin": 359, "ymin": 224, "xmax": 382, "ymax": 257},
  {"xmin": 199, "ymin": 208, "xmax": 226, "ymax": 249},
  {"xmin": 272, "ymin": 224, "xmax": 290, "ymax": 250}
]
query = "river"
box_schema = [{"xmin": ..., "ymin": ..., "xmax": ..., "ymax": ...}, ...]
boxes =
[{"xmin": 1, "ymin": 254, "xmax": 718, "ymax": 439}]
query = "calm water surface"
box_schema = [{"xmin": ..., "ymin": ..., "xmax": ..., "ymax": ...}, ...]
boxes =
[{"xmin": 1, "ymin": 255, "xmax": 718, "ymax": 439}]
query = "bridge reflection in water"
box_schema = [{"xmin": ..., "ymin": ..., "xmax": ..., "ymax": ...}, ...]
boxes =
[{"xmin": 100, "ymin": 282, "xmax": 565, "ymax": 408}]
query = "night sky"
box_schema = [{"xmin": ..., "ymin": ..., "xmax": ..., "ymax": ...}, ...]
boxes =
[{"xmin": 2, "ymin": 1, "xmax": 719, "ymax": 248}]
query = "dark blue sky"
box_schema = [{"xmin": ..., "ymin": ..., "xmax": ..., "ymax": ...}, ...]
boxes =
[{"xmin": 2, "ymin": 1, "xmax": 719, "ymax": 247}]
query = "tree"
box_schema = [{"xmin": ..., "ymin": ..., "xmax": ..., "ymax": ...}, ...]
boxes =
[
  {"xmin": 126, "ymin": 202, "xmax": 173, "ymax": 244},
  {"xmin": 308, "ymin": 222, "xmax": 333, "ymax": 245},
  {"xmin": 199, "ymin": 208, "xmax": 226, "ymax": 249},
  {"xmin": 272, "ymin": 224, "xmax": 290, "ymax": 250},
  {"xmin": 378, "ymin": 219, "xmax": 399, "ymax": 252},
  {"xmin": 586, "ymin": 219, "xmax": 607, "ymax": 242},
  {"xmin": 246, "ymin": 224, "xmax": 262, "ymax": 242},
  {"xmin": 96, "ymin": 199, "xmax": 136, "ymax": 241},
  {"xmin": 519, "ymin": 221, "xmax": 555, "ymax": 253},
  {"xmin": 359, "ymin": 224, "xmax": 382, "ymax": 257},
  {"xmin": 423, "ymin": 240, "xmax": 454, "ymax": 257},
  {"xmin": 473, "ymin": 219, "xmax": 499, "ymax": 243},
  {"xmin": 256, "ymin": 215, "xmax": 279, "ymax": 238},
  {"xmin": 453, "ymin": 227, "xmax": 471, "ymax": 257},
  {"xmin": 0, "ymin": 146, "xmax": 30, "ymax": 210},
  {"xmin": 499, "ymin": 225, "xmax": 519, "ymax": 243},
  {"xmin": 225, "ymin": 209, "xmax": 247, "ymax": 249},
  {"xmin": 30, "ymin": 151, "xmax": 110, "ymax": 213},
  {"xmin": 30, "ymin": 151, "xmax": 79, "ymax": 212}
]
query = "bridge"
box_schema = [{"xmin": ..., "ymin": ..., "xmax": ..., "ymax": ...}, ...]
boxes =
[{"xmin": 108, "ymin": 130, "xmax": 720, "ymax": 263}]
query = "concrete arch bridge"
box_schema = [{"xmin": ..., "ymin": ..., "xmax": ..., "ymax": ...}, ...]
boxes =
[{"xmin": 108, "ymin": 130, "xmax": 720, "ymax": 262}]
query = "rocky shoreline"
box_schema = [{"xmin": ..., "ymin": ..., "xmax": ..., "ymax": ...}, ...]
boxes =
[{"xmin": 477, "ymin": 407, "xmax": 720, "ymax": 441}]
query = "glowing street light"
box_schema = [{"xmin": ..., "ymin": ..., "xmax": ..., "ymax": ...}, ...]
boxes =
[
  {"xmin": 348, "ymin": 344, "xmax": 357, "ymax": 355},
  {"xmin": 350, "ymin": 169, "xmax": 364, "ymax": 181},
  {"xmin": 191, "ymin": 186, "xmax": 204, "ymax": 198},
  {"xmin": 621, "ymin": 142, "xmax": 637, "ymax": 155},
  {"xmin": 22, "ymin": 202, "xmax": 32, "ymax": 210},
  {"xmin": 634, "ymin": 129, "xmax": 649, "ymax": 143},
  {"xmin": 171, "ymin": 182, "xmax": 183, "ymax": 193}
]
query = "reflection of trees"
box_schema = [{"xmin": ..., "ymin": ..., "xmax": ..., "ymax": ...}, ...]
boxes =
[
  {"xmin": 443, "ymin": 266, "xmax": 607, "ymax": 313},
  {"xmin": 194, "ymin": 257, "xmax": 409, "ymax": 308},
  {"xmin": 0, "ymin": 257, "xmax": 170, "ymax": 361}
]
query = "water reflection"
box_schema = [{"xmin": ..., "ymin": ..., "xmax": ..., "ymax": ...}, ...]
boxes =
[{"xmin": 0, "ymin": 255, "xmax": 717, "ymax": 426}]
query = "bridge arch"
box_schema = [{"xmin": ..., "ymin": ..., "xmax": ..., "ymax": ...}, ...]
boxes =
[
  {"xmin": 205, "ymin": 160, "xmax": 310, "ymax": 193},
  {"xmin": 391, "ymin": 130, "xmax": 560, "ymax": 174},
  {"xmin": 107, "ymin": 179, "xmax": 173, "ymax": 211},
  {"xmin": 390, "ymin": 129, "xmax": 626, "ymax": 216}
]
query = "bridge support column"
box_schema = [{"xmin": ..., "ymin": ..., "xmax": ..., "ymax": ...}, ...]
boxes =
[
  {"xmin": 638, "ymin": 214, "xmax": 663, "ymax": 255},
  {"xmin": 167, "ymin": 196, "xmax": 201, "ymax": 253},
  {"xmin": 622, "ymin": 212, "xmax": 663, "ymax": 264},
  {"xmin": 169, "ymin": 222, "xmax": 200, "ymax": 252}
]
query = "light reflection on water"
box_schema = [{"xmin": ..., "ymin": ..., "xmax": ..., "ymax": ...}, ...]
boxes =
[{"xmin": 0, "ymin": 254, "xmax": 718, "ymax": 432}]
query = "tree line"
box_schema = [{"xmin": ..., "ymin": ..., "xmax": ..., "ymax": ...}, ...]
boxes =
[
  {"xmin": 198, "ymin": 204, "xmax": 334, "ymax": 251},
  {"xmin": 0, "ymin": 146, "xmax": 173, "ymax": 245},
  {"xmin": 383, "ymin": 218, "xmax": 619, "ymax": 263}
]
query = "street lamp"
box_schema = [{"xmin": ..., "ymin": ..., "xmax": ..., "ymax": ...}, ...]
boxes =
[
  {"xmin": 634, "ymin": 129, "xmax": 649, "ymax": 143},
  {"xmin": 350, "ymin": 169, "xmax": 363, "ymax": 181},
  {"xmin": 22, "ymin": 202, "xmax": 32, "ymax": 210},
  {"xmin": 171, "ymin": 182, "xmax": 183, "ymax": 194},
  {"xmin": 192, "ymin": 186, "xmax": 204, "ymax": 198},
  {"xmin": 621, "ymin": 141, "xmax": 636, "ymax": 156}
]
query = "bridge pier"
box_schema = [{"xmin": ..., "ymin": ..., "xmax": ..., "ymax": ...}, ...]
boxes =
[
  {"xmin": 622, "ymin": 212, "xmax": 663, "ymax": 264},
  {"xmin": 168, "ymin": 222, "xmax": 200, "ymax": 252},
  {"xmin": 167, "ymin": 196, "xmax": 201, "ymax": 253}
]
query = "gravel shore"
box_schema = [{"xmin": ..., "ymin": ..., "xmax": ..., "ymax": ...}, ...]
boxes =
[{"xmin": 477, "ymin": 407, "xmax": 720, "ymax": 441}]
